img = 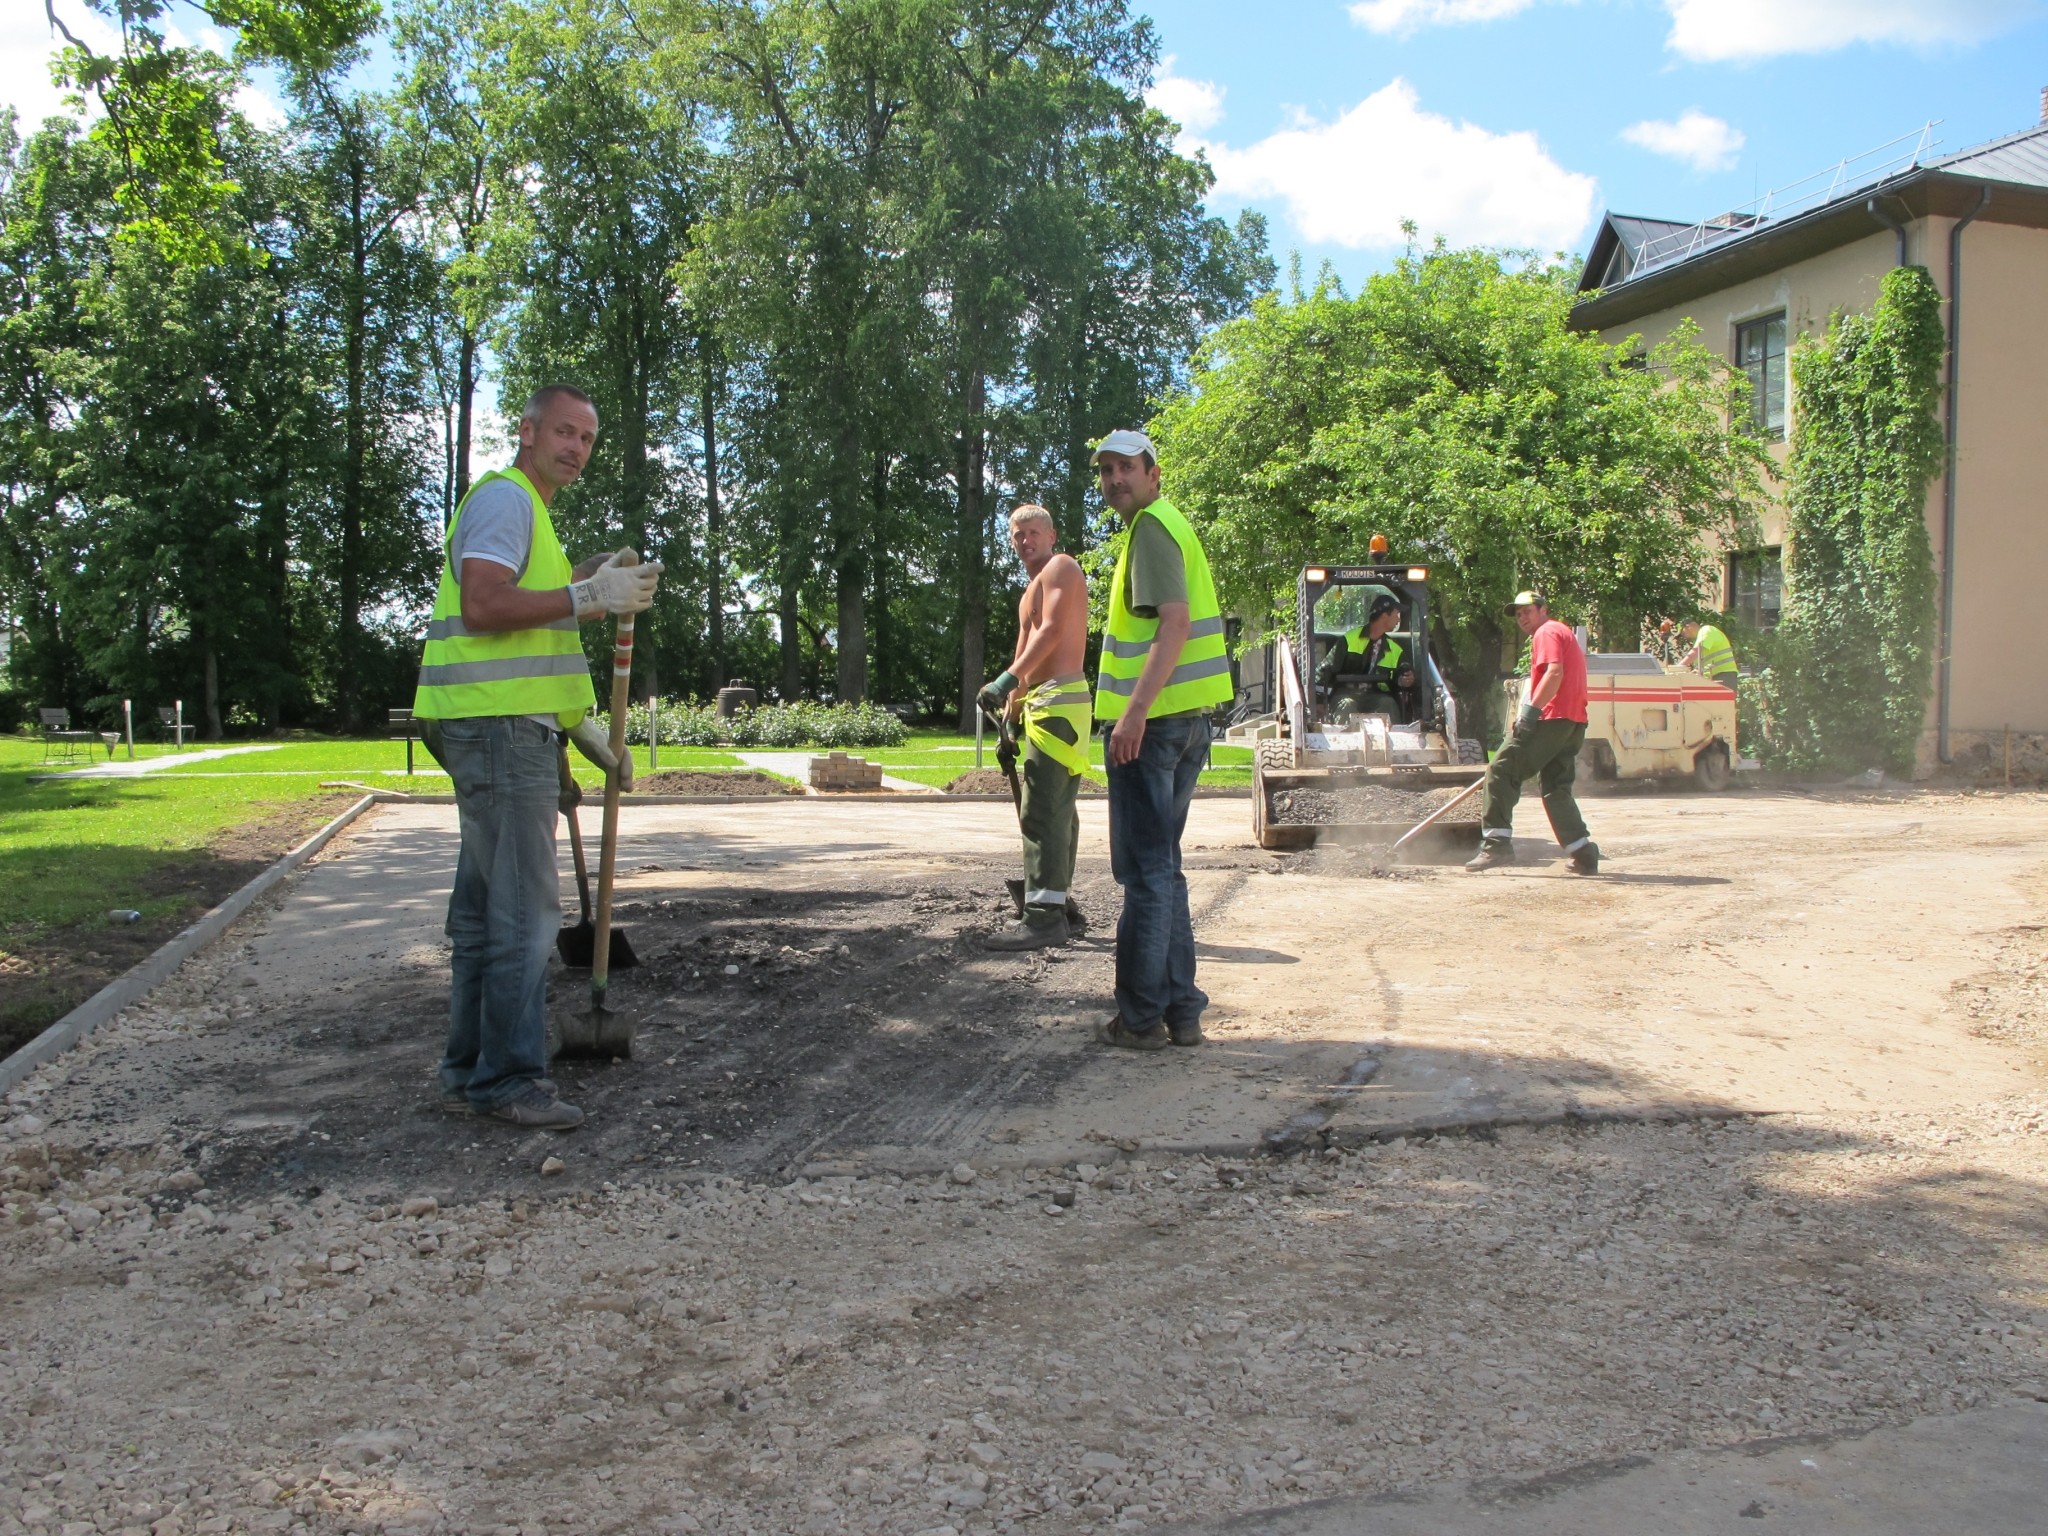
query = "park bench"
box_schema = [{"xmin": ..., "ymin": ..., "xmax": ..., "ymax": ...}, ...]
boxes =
[
  {"xmin": 156, "ymin": 706, "xmax": 196, "ymax": 747},
  {"xmin": 39, "ymin": 708, "xmax": 116, "ymax": 764},
  {"xmin": 390, "ymin": 707, "xmax": 418, "ymax": 775}
]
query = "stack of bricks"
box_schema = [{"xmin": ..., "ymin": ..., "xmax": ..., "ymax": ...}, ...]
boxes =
[{"xmin": 808, "ymin": 751, "xmax": 884, "ymax": 791}]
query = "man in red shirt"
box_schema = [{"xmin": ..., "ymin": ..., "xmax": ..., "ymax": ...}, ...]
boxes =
[{"xmin": 1466, "ymin": 590, "xmax": 1599, "ymax": 875}]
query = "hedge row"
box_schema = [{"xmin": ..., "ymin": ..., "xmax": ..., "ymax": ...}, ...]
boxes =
[{"xmin": 606, "ymin": 699, "xmax": 909, "ymax": 749}]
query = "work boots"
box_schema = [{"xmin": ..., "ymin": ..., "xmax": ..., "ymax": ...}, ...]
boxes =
[
  {"xmin": 1464, "ymin": 836, "xmax": 1516, "ymax": 872},
  {"xmin": 1003, "ymin": 879, "xmax": 1087, "ymax": 938},
  {"xmin": 1568, "ymin": 841, "xmax": 1601, "ymax": 876},
  {"xmin": 983, "ymin": 914, "xmax": 1070, "ymax": 952}
]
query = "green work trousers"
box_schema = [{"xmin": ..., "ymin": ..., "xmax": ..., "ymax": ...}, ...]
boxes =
[
  {"xmin": 1017, "ymin": 718, "xmax": 1081, "ymax": 927},
  {"xmin": 1480, "ymin": 716, "xmax": 1590, "ymax": 848}
]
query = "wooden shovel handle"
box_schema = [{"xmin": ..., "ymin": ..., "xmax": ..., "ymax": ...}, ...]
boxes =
[{"xmin": 592, "ymin": 553, "xmax": 638, "ymax": 991}]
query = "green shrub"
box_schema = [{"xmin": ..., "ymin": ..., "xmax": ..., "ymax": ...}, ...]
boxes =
[
  {"xmin": 1762, "ymin": 266, "xmax": 1945, "ymax": 774},
  {"xmin": 608, "ymin": 698, "xmax": 907, "ymax": 749}
]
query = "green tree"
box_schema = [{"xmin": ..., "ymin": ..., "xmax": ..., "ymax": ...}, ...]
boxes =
[
  {"xmin": 41, "ymin": 0, "xmax": 378, "ymax": 260},
  {"xmin": 1151, "ymin": 245, "xmax": 1767, "ymax": 742},
  {"xmin": 1763, "ymin": 266, "xmax": 1945, "ymax": 774}
]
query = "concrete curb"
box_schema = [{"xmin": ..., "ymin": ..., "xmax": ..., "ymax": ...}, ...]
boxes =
[
  {"xmin": 351, "ymin": 789, "xmax": 1254, "ymax": 806},
  {"xmin": 0, "ymin": 793, "xmax": 383, "ymax": 1097}
]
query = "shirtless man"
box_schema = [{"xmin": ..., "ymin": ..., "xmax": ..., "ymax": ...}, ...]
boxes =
[{"xmin": 976, "ymin": 504, "xmax": 1093, "ymax": 950}]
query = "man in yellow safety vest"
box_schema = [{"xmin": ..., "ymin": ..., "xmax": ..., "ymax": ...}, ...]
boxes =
[
  {"xmin": 1679, "ymin": 618, "xmax": 1740, "ymax": 691},
  {"xmin": 1090, "ymin": 429, "xmax": 1234, "ymax": 1050},
  {"xmin": 1316, "ymin": 592, "xmax": 1415, "ymax": 720},
  {"xmin": 413, "ymin": 384, "xmax": 662, "ymax": 1130}
]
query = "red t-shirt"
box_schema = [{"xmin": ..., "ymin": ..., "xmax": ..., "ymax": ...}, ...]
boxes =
[{"xmin": 1530, "ymin": 619, "xmax": 1588, "ymax": 723}]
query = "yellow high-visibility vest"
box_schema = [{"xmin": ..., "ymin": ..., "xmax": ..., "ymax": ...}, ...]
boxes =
[
  {"xmin": 413, "ymin": 468, "xmax": 595, "ymax": 726},
  {"xmin": 1696, "ymin": 623, "xmax": 1737, "ymax": 677},
  {"xmin": 1344, "ymin": 629, "xmax": 1404, "ymax": 684},
  {"xmin": 1094, "ymin": 497, "xmax": 1234, "ymax": 721},
  {"xmin": 1022, "ymin": 674, "xmax": 1093, "ymax": 776}
]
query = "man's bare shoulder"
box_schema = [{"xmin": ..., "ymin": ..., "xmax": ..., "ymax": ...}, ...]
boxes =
[{"xmin": 1041, "ymin": 551, "xmax": 1085, "ymax": 586}]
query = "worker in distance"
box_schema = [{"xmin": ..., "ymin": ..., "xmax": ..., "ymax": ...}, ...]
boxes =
[
  {"xmin": 976, "ymin": 504, "xmax": 1093, "ymax": 950},
  {"xmin": 1677, "ymin": 614, "xmax": 1741, "ymax": 693}
]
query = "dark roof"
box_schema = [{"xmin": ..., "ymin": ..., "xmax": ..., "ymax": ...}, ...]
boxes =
[{"xmin": 1572, "ymin": 122, "xmax": 2048, "ymax": 329}]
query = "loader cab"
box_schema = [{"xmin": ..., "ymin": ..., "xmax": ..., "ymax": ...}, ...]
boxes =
[{"xmin": 1298, "ymin": 555, "xmax": 1438, "ymax": 735}]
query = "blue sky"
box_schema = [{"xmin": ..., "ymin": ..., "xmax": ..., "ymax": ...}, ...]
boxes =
[
  {"xmin": 7, "ymin": 0, "xmax": 2046, "ymax": 294},
  {"xmin": 1139, "ymin": 0, "xmax": 2048, "ymax": 287}
]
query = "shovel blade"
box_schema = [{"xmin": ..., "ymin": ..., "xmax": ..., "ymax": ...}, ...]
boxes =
[
  {"xmin": 552, "ymin": 997, "xmax": 635, "ymax": 1061},
  {"xmin": 555, "ymin": 921, "xmax": 638, "ymax": 972}
]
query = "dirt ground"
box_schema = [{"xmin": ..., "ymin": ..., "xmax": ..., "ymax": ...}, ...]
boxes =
[
  {"xmin": 2, "ymin": 786, "xmax": 2046, "ymax": 1535},
  {"xmin": 632, "ymin": 772, "xmax": 801, "ymax": 797}
]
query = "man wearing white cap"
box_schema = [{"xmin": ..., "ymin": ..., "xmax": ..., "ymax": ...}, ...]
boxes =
[{"xmin": 1089, "ymin": 429, "xmax": 1235, "ymax": 1049}]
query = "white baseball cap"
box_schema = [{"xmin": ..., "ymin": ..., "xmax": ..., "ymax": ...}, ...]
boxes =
[{"xmin": 1090, "ymin": 428, "xmax": 1156, "ymax": 465}]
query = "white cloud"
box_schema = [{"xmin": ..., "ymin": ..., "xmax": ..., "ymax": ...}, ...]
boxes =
[
  {"xmin": 1193, "ymin": 78, "xmax": 1599, "ymax": 254},
  {"xmin": 1622, "ymin": 110, "xmax": 1745, "ymax": 173},
  {"xmin": 1146, "ymin": 56, "xmax": 1225, "ymax": 136},
  {"xmin": 0, "ymin": 6, "xmax": 118, "ymax": 132},
  {"xmin": 1348, "ymin": 0, "xmax": 1538, "ymax": 34},
  {"xmin": 1663, "ymin": 0, "xmax": 2040, "ymax": 62}
]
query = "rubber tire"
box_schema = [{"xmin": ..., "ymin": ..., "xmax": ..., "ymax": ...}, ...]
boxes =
[
  {"xmin": 1456, "ymin": 737, "xmax": 1485, "ymax": 766},
  {"xmin": 1255, "ymin": 739, "xmax": 1296, "ymax": 773},
  {"xmin": 1693, "ymin": 739, "xmax": 1732, "ymax": 792}
]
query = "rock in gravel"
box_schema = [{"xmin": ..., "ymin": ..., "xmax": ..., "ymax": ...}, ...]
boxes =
[
  {"xmin": 401, "ymin": 1195, "xmax": 438, "ymax": 1218},
  {"xmin": 161, "ymin": 1168, "xmax": 202, "ymax": 1192},
  {"xmin": 950, "ymin": 1163, "xmax": 977, "ymax": 1185},
  {"xmin": 541, "ymin": 1155, "xmax": 565, "ymax": 1176}
]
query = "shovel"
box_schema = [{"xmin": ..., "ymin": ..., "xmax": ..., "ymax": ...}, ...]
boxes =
[
  {"xmin": 554, "ymin": 572, "xmax": 641, "ymax": 1061},
  {"xmin": 1388, "ymin": 774, "xmax": 1487, "ymax": 860},
  {"xmin": 554, "ymin": 742, "xmax": 637, "ymax": 973}
]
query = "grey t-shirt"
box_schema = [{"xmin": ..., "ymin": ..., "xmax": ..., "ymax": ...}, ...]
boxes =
[{"xmin": 449, "ymin": 477, "xmax": 535, "ymax": 577}]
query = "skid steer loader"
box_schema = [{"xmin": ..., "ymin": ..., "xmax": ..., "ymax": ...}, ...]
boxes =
[{"xmin": 1236, "ymin": 552, "xmax": 1487, "ymax": 855}]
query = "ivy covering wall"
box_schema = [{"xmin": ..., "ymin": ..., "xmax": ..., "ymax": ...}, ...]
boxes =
[{"xmin": 1761, "ymin": 266, "xmax": 1946, "ymax": 774}]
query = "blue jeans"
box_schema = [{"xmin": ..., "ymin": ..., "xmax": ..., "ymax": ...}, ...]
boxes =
[
  {"xmin": 1107, "ymin": 713, "xmax": 1210, "ymax": 1031},
  {"xmin": 435, "ymin": 716, "xmax": 561, "ymax": 1106}
]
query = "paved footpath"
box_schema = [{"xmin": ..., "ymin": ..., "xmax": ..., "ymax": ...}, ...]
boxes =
[{"xmin": 34, "ymin": 742, "xmax": 284, "ymax": 779}]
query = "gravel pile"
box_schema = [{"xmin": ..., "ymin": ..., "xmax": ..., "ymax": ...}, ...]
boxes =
[
  {"xmin": 633, "ymin": 771, "xmax": 802, "ymax": 797},
  {"xmin": 3, "ymin": 1102, "xmax": 2043, "ymax": 1536},
  {"xmin": 944, "ymin": 770, "xmax": 1104, "ymax": 797},
  {"xmin": 1270, "ymin": 782, "xmax": 1481, "ymax": 828}
]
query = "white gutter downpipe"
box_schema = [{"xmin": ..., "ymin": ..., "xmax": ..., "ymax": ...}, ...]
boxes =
[{"xmin": 1938, "ymin": 186, "xmax": 1992, "ymax": 765}]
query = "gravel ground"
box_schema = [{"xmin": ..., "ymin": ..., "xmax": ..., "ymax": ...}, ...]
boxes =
[
  {"xmin": 1269, "ymin": 783, "xmax": 1480, "ymax": 828},
  {"xmin": 3, "ymin": 1099, "xmax": 2044, "ymax": 1536}
]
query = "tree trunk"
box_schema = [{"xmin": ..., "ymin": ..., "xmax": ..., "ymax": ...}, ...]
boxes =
[
  {"xmin": 202, "ymin": 645, "xmax": 222, "ymax": 742},
  {"xmin": 869, "ymin": 453, "xmax": 891, "ymax": 705},
  {"xmin": 454, "ymin": 326, "xmax": 477, "ymax": 507},
  {"xmin": 337, "ymin": 142, "xmax": 369, "ymax": 733},
  {"xmin": 702, "ymin": 346, "xmax": 724, "ymax": 691},
  {"xmin": 836, "ymin": 552, "xmax": 866, "ymax": 703},
  {"xmin": 955, "ymin": 374, "xmax": 989, "ymax": 731}
]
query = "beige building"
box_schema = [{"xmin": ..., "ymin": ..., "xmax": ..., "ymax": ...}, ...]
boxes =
[{"xmin": 1570, "ymin": 106, "xmax": 2048, "ymax": 774}]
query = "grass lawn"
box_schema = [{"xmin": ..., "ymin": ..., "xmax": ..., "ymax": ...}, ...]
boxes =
[{"xmin": 0, "ymin": 734, "xmax": 366, "ymax": 1052}]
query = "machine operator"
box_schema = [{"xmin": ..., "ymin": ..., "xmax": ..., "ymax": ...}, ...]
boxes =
[{"xmin": 1317, "ymin": 594, "xmax": 1415, "ymax": 722}]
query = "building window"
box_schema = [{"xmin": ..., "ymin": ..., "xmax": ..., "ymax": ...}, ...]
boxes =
[
  {"xmin": 1735, "ymin": 312, "xmax": 1787, "ymax": 439},
  {"xmin": 1729, "ymin": 546, "xmax": 1782, "ymax": 630}
]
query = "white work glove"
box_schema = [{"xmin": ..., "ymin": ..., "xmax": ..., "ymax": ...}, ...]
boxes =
[
  {"xmin": 569, "ymin": 550, "xmax": 662, "ymax": 619},
  {"xmin": 567, "ymin": 715, "xmax": 634, "ymax": 790}
]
